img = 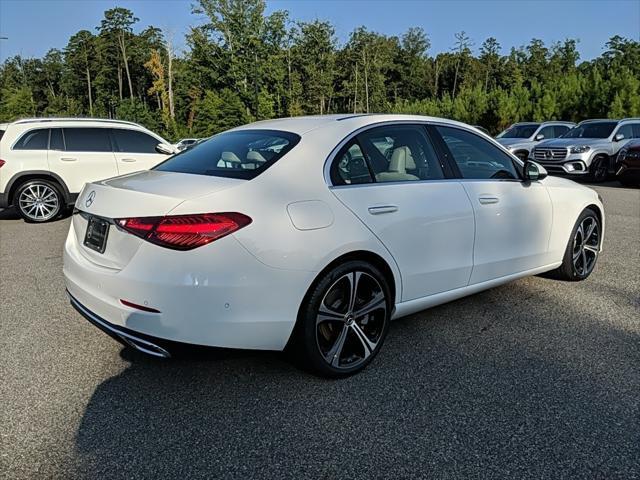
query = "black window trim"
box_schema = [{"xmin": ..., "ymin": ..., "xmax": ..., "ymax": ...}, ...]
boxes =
[{"xmin": 428, "ymin": 123, "xmax": 525, "ymax": 182}]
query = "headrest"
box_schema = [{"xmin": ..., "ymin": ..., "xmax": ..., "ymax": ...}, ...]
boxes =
[
  {"xmin": 246, "ymin": 151, "xmax": 267, "ymax": 163},
  {"xmin": 221, "ymin": 151, "xmax": 242, "ymax": 163}
]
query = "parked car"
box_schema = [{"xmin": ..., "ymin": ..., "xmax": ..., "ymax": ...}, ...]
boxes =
[
  {"xmin": 174, "ymin": 138, "xmax": 200, "ymax": 151},
  {"xmin": 0, "ymin": 118, "xmax": 176, "ymax": 222},
  {"xmin": 615, "ymin": 139, "xmax": 640, "ymax": 186},
  {"xmin": 64, "ymin": 114, "xmax": 604, "ymax": 377},
  {"xmin": 531, "ymin": 118, "xmax": 640, "ymax": 182},
  {"xmin": 496, "ymin": 121, "xmax": 575, "ymax": 161}
]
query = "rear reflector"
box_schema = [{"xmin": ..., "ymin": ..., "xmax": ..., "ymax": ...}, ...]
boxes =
[
  {"xmin": 116, "ymin": 212, "xmax": 252, "ymax": 250},
  {"xmin": 120, "ymin": 299, "xmax": 161, "ymax": 313}
]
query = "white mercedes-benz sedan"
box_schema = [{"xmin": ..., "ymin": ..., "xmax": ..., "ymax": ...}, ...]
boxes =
[{"xmin": 64, "ymin": 114, "xmax": 605, "ymax": 377}]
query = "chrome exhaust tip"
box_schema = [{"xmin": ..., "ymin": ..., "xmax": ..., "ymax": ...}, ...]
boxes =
[{"xmin": 68, "ymin": 291, "xmax": 171, "ymax": 359}]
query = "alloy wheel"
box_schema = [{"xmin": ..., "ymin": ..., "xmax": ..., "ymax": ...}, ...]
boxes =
[
  {"xmin": 572, "ymin": 215, "xmax": 599, "ymax": 276},
  {"xmin": 315, "ymin": 271, "xmax": 387, "ymax": 370},
  {"xmin": 18, "ymin": 183, "xmax": 60, "ymax": 222}
]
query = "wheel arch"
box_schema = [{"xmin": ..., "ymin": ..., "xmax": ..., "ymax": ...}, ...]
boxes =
[
  {"xmin": 585, "ymin": 203, "xmax": 605, "ymax": 249},
  {"xmin": 6, "ymin": 171, "xmax": 71, "ymax": 206}
]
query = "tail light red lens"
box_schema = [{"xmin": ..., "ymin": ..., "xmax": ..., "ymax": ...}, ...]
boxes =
[
  {"xmin": 116, "ymin": 213, "xmax": 252, "ymax": 250},
  {"xmin": 0, "ymin": 159, "xmax": 5, "ymax": 168}
]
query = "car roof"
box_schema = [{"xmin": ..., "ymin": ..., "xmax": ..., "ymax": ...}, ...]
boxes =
[
  {"xmin": 230, "ymin": 114, "xmax": 476, "ymax": 136},
  {"xmin": 9, "ymin": 117, "xmax": 146, "ymax": 129}
]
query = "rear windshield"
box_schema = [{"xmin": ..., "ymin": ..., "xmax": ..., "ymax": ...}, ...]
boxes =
[
  {"xmin": 497, "ymin": 124, "xmax": 539, "ymax": 139},
  {"xmin": 154, "ymin": 129, "xmax": 300, "ymax": 179},
  {"xmin": 562, "ymin": 122, "xmax": 617, "ymax": 139}
]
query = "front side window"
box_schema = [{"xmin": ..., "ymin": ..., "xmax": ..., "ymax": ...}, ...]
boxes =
[
  {"xmin": 562, "ymin": 122, "xmax": 617, "ymax": 139},
  {"xmin": 436, "ymin": 126, "xmax": 519, "ymax": 180},
  {"xmin": 154, "ymin": 129, "xmax": 300, "ymax": 180},
  {"xmin": 537, "ymin": 125, "xmax": 555, "ymax": 140},
  {"xmin": 497, "ymin": 124, "xmax": 539, "ymax": 139},
  {"xmin": 615, "ymin": 124, "xmax": 633, "ymax": 140},
  {"xmin": 14, "ymin": 129, "xmax": 49, "ymax": 150},
  {"xmin": 554, "ymin": 125, "xmax": 571, "ymax": 137},
  {"xmin": 112, "ymin": 128, "xmax": 159, "ymax": 154},
  {"xmin": 63, "ymin": 128, "xmax": 112, "ymax": 152}
]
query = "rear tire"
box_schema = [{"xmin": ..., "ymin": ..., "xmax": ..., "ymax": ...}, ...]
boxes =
[
  {"xmin": 292, "ymin": 260, "xmax": 392, "ymax": 378},
  {"xmin": 14, "ymin": 179, "xmax": 63, "ymax": 223},
  {"xmin": 548, "ymin": 208, "xmax": 601, "ymax": 281}
]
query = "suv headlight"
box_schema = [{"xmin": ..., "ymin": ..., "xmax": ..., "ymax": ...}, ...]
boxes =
[{"xmin": 570, "ymin": 145, "xmax": 591, "ymax": 154}]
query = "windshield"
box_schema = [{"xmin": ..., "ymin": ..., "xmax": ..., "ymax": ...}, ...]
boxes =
[
  {"xmin": 497, "ymin": 124, "xmax": 540, "ymax": 139},
  {"xmin": 561, "ymin": 122, "xmax": 617, "ymax": 139},
  {"xmin": 154, "ymin": 129, "xmax": 300, "ymax": 180}
]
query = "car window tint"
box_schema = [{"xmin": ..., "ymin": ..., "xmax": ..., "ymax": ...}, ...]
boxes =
[
  {"xmin": 112, "ymin": 128, "xmax": 159, "ymax": 153},
  {"xmin": 154, "ymin": 130, "xmax": 300, "ymax": 180},
  {"xmin": 554, "ymin": 125, "xmax": 570, "ymax": 137},
  {"xmin": 0, "ymin": 129, "xmax": 5, "ymax": 141},
  {"xmin": 14, "ymin": 129, "xmax": 49, "ymax": 150},
  {"xmin": 538, "ymin": 126, "xmax": 555, "ymax": 139},
  {"xmin": 64, "ymin": 128, "xmax": 112, "ymax": 152},
  {"xmin": 616, "ymin": 124, "xmax": 633, "ymax": 140},
  {"xmin": 50, "ymin": 128, "xmax": 64, "ymax": 150},
  {"xmin": 331, "ymin": 141, "xmax": 373, "ymax": 185},
  {"xmin": 357, "ymin": 125, "xmax": 444, "ymax": 183},
  {"xmin": 632, "ymin": 124, "xmax": 640, "ymax": 138},
  {"xmin": 436, "ymin": 126, "xmax": 519, "ymax": 180}
]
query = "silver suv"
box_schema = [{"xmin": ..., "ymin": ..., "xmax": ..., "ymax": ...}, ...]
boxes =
[
  {"xmin": 531, "ymin": 118, "xmax": 640, "ymax": 182},
  {"xmin": 496, "ymin": 121, "xmax": 575, "ymax": 161}
]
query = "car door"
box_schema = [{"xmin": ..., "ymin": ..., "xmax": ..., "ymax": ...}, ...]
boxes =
[
  {"xmin": 329, "ymin": 124, "xmax": 475, "ymax": 301},
  {"xmin": 48, "ymin": 128, "xmax": 118, "ymax": 194},
  {"xmin": 111, "ymin": 128, "xmax": 168, "ymax": 174},
  {"xmin": 432, "ymin": 125, "xmax": 553, "ymax": 285}
]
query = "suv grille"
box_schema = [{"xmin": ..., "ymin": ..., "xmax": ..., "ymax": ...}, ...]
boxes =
[{"xmin": 533, "ymin": 147, "xmax": 568, "ymax": 162}]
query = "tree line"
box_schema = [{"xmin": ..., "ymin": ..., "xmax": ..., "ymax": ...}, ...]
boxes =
[{"xmin": 1, "ymin": 0, "xmax": 639, "ymax": 140}]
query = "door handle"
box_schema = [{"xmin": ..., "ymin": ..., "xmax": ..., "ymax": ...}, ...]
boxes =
[
  {"xmin": 121, "ymin": 158, "xmax": 137, "ymax": 163},
  {"xmin": 478, "ymin": 196, "xmax": 499, "ymax": 205},
  {"xmin": 60, "ymin": 157, "xmax": 77, "ymax": 162},
  {"xmin": 368, "ymin": 205, "xmax": 398, "ymax": 215}
]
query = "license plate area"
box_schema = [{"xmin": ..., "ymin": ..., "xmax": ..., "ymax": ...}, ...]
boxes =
[{"xmin": 83, "ymin": 216, "xmax": 110, "ymax": 254}]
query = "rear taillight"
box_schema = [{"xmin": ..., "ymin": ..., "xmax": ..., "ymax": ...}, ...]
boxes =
[
  {"xmin": 116, "ymin": 213, "xmax": 252, "ymax": 250},
  {"xmin": 0, "ymin": 159, "xmax": 5, "ymax": 168}
]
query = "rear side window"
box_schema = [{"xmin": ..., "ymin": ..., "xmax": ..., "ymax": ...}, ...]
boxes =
[
  {"xmin": 14, "ymin": 129, "xmax": 49, "ymax": 150},
  {"xmin": 154, "ymin": 130, "xmax": 300, "ymax": 180},
  {"xmin": 0, "ymin": 129, "xmax": 5, "ymax": 141},
  {"xmin": 554, "ymin": 125, "xmax": 571, "ymax": 137},
  {"xmin": 112, "ymin": 129, "xmax": 160, "ymax": 153},
  {"xmin": 63, "ymin": 128, "xmax": 112, "ymax": 152}
]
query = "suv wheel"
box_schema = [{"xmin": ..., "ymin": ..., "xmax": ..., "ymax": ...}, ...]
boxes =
[
  {"xmin": 14, "ymin": 179, "xmax": 63, "ymax": 223},
  {"xmin": 589, "ymin": 155, "xmax": 608, "ymax": 182}
]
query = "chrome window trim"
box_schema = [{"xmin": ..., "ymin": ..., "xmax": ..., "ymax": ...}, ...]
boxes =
[{"xmin": 323, "ymin": 120, "xmax": 525, "ymax": 188}]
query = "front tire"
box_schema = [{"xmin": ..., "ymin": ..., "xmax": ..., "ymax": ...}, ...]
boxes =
[
  {"xmin": 14, "ymin": 179, "xmax": 63, "ymax": 223},
  {"xmin": 589, "ymin": 155, "xmax": 608, "ymax": 182},
  {"xmin": 549, "ymin": 208, "xmax": 601, "ymax": 281},
  {"xmin": 293, "ymin": 260, "xmax": 391, "ymax": 378}
]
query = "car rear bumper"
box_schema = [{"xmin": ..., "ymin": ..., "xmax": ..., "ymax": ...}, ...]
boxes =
[{"xmin": 63, "ymin": 219, "xmax": 313, "ymax": 352}]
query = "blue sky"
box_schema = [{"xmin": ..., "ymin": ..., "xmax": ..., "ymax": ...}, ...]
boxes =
[{"xmin": 0, "ymin": 0, "xmax": 638, "ymax": 62}]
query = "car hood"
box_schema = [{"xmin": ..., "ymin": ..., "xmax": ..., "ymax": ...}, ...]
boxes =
[
  {"xmin": 537, "ymin": 138, "xmax": 606, "ymax": 148},
  {"xmin": 496, "ymin": 138, "xmax": 531, "ymax": 148}
]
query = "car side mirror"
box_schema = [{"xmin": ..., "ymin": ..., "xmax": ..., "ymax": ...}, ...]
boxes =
[
  {"xmin": 155, "ymin": 143, "xmax": 175, "ymax": 155},
  {"xmin": 534, "ymin": 133, "xmax": 545, "ymax": 141},
  {"xmin": 614, "ymin": 133, "xmax": 625, "ymax": 142},
  {"xmin": 524, "ymin": 161, "xmax": 547, "ymax": 182}
]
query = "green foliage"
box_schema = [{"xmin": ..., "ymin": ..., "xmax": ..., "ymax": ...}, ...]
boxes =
[{"xmin": 1, "ymin": 1, "xmax": 639, "ymax": 137}]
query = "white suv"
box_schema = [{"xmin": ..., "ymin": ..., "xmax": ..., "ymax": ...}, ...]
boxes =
[{"xmin": 0, "ymin": 118, "xmax": 175, "ymax": 222}]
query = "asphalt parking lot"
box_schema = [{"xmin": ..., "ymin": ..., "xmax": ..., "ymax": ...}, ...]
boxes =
[{"xmin": 1, "ymin": 183, "xmax": 638, "ymax": 479}]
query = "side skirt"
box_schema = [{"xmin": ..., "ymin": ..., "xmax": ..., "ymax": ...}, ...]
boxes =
[{"xmin": 391, "ymin": 262, "xmax": 562, "ymax": 320}]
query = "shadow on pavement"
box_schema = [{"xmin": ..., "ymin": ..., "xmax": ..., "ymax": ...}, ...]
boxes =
[{"xmin": 72, "ymin": 285, "xmax": 639, "ymax": 479}]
